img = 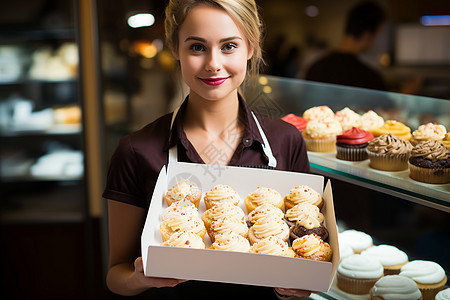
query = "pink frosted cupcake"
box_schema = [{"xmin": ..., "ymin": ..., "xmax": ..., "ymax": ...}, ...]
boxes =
[
  {"xmin": 302, "ymin": 118, "xmax": 343, "ymax": 152},
  {"xmin": 336, "ymin": 127, "xmax": 374, "ymax": 161},
  {"xmin": 281, "ymin": 113, "xmax": 308, "ymax": 132}
]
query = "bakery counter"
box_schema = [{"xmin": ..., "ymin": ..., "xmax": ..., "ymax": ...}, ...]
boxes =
[{"xmin": 308, "ymin": 152, "xmax": 450, "ymax": 213}]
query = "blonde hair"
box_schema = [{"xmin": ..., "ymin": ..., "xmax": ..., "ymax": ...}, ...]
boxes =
[{"xmin": 164, "ymin": 0, "xmax": 263, "ymax": 80}]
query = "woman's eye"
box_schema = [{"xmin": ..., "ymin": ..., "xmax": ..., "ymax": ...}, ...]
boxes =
[
  {"xmin": 189, "ymin": 43, "xmax": 205, "ymax": 52},
  {"xmin": 223, "ymin": 43, "xmax": 237, "ymax": 52}
]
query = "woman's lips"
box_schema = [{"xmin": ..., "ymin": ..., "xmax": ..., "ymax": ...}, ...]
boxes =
[{"xmin": 200, "ymin": 77, "xmax": 228, "ymax": 86}]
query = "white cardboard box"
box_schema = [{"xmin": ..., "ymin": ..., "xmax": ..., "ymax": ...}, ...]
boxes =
[{"xmin": 141, "ymin": 162, "xmax": 339, "ymax": 291}]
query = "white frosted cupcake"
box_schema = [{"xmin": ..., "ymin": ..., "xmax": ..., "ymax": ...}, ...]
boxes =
[
  {"xmin": 283, "ymin": 185, "xmax": 324, "ymax": 211},
  {"xmin": 400, "ymin": 260, "xmax": 447, "ymax": 300},
  {"xmin": 247, "ymin": 203, "xmax": 284, "ymax": 227},
  {"xmin": 201, "ymin": 202, "xmax": 245, "ymax": 232},
  {"xmin": 203, "ymin": 184, "xmax": 240, "ymax": 210},
  {"xmin": 435, "ymin": 288, "xmax": 450, "ymax": 300},
  {"xmin": 335, "ymin": 107, "xmax": 361, "ymax": 131},
  {"xmin": 164, "ymin": 178, "xmax": 202, "ymax": 208},
  {"xmin": 411, "ymin": 123, "xmax": 447, "ymax": 146},
  {"xmin": 361, "ymin": 244, "xmax": 408, "ymax": 275},
  {"xmin": 370, "ymin": 275, "xmax": 422, "ymax": 300},
  {"xmin": 210, "ymin": 231, "xmax": 251, "ymax": 252},
  {"xmin": 302, "ymin": 118, "xmax": 343, "ymax": 152},
  {"xmin": 161, "ymin": 231, "xmax": 205, "ymax": 249},
  {"xmin": 337, "ymin": 254, "xmax": 384, "ymax": 295},
  {"xmin": 244, "ymin": 186, "xmax": 283, "ymax": 213},
  {"xmin": 302, "ymin": 105, "xmax": 335, "ymax": 121},
  {"xmin": 360, "ymin": 110, "xmax": 385, "ymax": 132},
  {"xmin": 248, "ymin": 215, "xmax": 290, "ymax": 245},
  {"xmin": 284, "ymin": 202, "xmax": 324, "ymax": 227},
  {"xmin": 208, "ymin": 215, "xmax": 248, "ymax": 243},
  {"xmin": 339, "ymin": 229, "xmax": 373, "ymax": 254},
  {"xmin": 161, "ymin": 199, "xmax": 198, "ymax": 221},
  {"xmin": 249, "ymin": 236, "xmax": 296, "ymax": 257}
]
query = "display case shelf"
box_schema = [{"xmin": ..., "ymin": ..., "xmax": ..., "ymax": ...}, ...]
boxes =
[{"xmin": 244, "ymin": 76, "xmax": 450, "ymax": 211}]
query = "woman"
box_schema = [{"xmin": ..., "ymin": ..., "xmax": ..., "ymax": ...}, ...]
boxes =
[{"xmin": 103, "ymin": 0, "xmax": 311, "ymax": 299}]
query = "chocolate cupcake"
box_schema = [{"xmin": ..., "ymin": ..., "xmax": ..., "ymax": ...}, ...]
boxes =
[
  {"xmin": 409, "ymin": 140, "xmax": 450, "ymax": 184},
  {"xmin": 336, "ymin": 127, "xmax": 374, "ymax": 161},
  {"xmin": 289, "ymin": 209, "xmax": 328, "ymax": 243}
]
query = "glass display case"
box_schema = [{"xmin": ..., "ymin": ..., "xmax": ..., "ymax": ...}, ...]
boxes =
[{"xmin": 243, "ymin": 76, "xmax": 449, "ymax": 299}]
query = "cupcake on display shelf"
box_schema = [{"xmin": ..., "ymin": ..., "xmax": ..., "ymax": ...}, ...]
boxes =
[
  {"xmin": 366, "ymin": 133, "xmax": 413, "ymax": 171},
  {"xmin": 334, "ymin": 107, "xmax": 361, "ymax": 131},
  {"xmin": 435, "ymin": 288, "xmax": 450, "ymax": 300},
  {"xmin": 281, "ymin": 113, "xmax": 308, "ymax": 132},
  {"xmin": 360, "ymin": 110, "xmax": 385, "ymax": 132},
  {"xmin": 371, "ymin": 120, "xmax": 412, "ymax": 141},
  {"xmin": 302, "ymin": 105, "xmax": 335, "ymax": 121},
  {"xmin": 360, "ymin": 244, "xmax": 409, "ymax": 275},
  {"xmin": 370, "ymin": 275, "xmax": 423, "ymax": 300},
  {"xmin": 410, "ymin": 123, "xmax": 447, "ymax": 146},
  {"xmin": 302, "ymin": 118, "xmax": 343, "ymax": 152},
  {"xmin": 336, "ymin": 127, "xmax": 374, "ymax": 161},
  {"xmin": 409, "ymin": 140, "xmax": 450, "ymax": 184},
  {"xmin": 338, "ymin": 229, "xmax": 373, "ymax": 254}
]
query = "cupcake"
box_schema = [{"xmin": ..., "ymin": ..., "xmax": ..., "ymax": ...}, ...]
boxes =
[
  {"xmin": 335, "ymin": 107, "xmax": 361, "ymax": 131},
  {"xmin": 289, "ymin": 210, "xmax": 328, "ymax": 242},
  {"xmin": 203, "ymin": 184, "xmax": 240, "ymax": 210},
  {"xmin": 371, "ymin": 120, "xmax": 412, "ymax": 140},
  {"xmin": 302, "ymin": 118, "xmax": 343, "ymax": 152},
  {"xmin": 336, "ymin": 127, "xmax": 374, "ymax": 161},
  {"xmin": 367, "ymin": 133, "xmax": 413, "ymax": 171},
  {"xmin": 409, "ymin": 140, "xmax": 450, "ymax": 184},
  {"xmin": 161, "ymin": 199, "xmax": 198, "ymax": 221},
  {"xmin": 246, "ymin": 203, "xmax": 284, "ymax": 227},
  {"xmin": 360, "ymin": 110, "xmax": 385, "ymax": 132},
  {"xmin": 411, "ymin": 123, "xmax": 447, "ymax": 146},
  {"xmin": 159, "ymin": 213, "xmax": 206, "ymax": 242},
  {"xmin": 161, "ymin": 231, "xmax": 206, "ymax": 249},
  {"xmin": 208, "ymin": 215, "xmax": 248, "ymax": 243},
  {"xmin": 361, "ymin": 244, "xmax": 408, "ymax": 275},
  {"xmin": 337, "ymin": 254, "xmax": 384, "ymax": 295},
  {"xmin": 339, "ymin": 229, "xmax": 373, "ymax": 254},
  {"xmin": 201, "ymin": 202, "xmax": 246, "ymax": 233},
  {"xmin": 339, "ymin": 242, "xmax": 354, "ymax": 262},
  {"xmin": 399, "ymin": 260, "xmax": 447, "ymax": 300},
  {"xmin": 283, "ymin": 185, "xmax": 324, "ymax": 211},
  {"xmin": 281, "ymin": 113, "xmax": 308, "ymax": 132},
  {"xmin": 370, "ymin": 275, "xmax": 422, "ymax": 300},
  {"xmin": 284, "ymin": 202, "xmax": 324, "ymax": 227},
  {"xmin": 435, "ymin": 288, "xmax": 450, "ymax": 300},
  {"xmin": 249, "ymin": 236, "xmax": 296, "ymax": 257},
  {"xmin": 244, "ymin": 186, "xmax": 283, "ymax": 213},
  {"xmin": 302, "ymin": 105, "xmax": 335, "ymax": 121},
  {"xmin": 164, "ymin": 178, "xmax": 202, "ymax": 208},
  {"xmin": 291, "ymin": 233, "xmax": 332, "ymax": 262},
  {"xmin": 210, "ymin": 231, "xmax": 251, "ymax": 252},
  {"xmin": 248, "ymin": 215, "xmax": 290, "ymax": 245}
]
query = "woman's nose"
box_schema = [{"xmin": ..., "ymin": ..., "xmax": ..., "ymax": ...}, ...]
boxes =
[{"xmin": 205, "ymin": 50, "xmax": 221, "ymax": 72}]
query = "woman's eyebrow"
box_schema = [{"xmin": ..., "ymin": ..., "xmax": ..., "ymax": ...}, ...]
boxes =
[{"xmin": 184, "ymin": 36, "xmax": 242, "ymax": 43}]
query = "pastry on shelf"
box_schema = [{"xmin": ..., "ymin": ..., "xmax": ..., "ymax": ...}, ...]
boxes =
[
  {"xmin": 336, "ymin": 127, "xmax": 374, "ymax": 161},
  {"xmin": 338, "ymin": 229, "xmax": 373, "ymax": 254},
  {"xmin": 302, "ymin": 105, "xmax": 335, "ymax": 121},
  {"xmin": 370, "ymin": 275, "xmax": 422, "ymax": 300},
  {"xmin": 302, "ymin": 118, "xmax": 343, "ymax": 152},
  {"xmin": 371, "ymin": 120, "xmax": 412, "ymax": 141},
  {"xmin": 361, "ymin": 244, "xmax": 409, "ymax": 275},
  {"xmin": 335, "ymin": 107, "xmax": 361, "ymax": 131},
  {"xmin": 409, "ymin": 140, "xmax": 450, "ymax": 184},
  {"xmin": 410, "ymin": 122, "xmax": 446, "ymax": 146},
  {"xmin": 366, "ymin": 133, "xmax": 413, "ymax": 171}
]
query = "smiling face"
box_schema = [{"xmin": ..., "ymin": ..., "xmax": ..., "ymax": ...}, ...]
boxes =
[{"xmin": 175, "ymin": 4, "xmax": 253, "ymax": 103}]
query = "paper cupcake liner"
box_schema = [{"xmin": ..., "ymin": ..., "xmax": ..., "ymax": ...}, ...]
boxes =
[
  {"xmin": 337, "ymin": 272, "xmax": 381, "ymax": 295},
  {"xmin": 366, "ymin": 150, "xmax": 410, "ymax": 171},
  {"xmin": 303, "ymin": 136, "xmax": 336, "ymax": 152},
  {"xmin": 336, "ymin": 145, "xmax": 369, "ymax": 161},
  {"xmin": 415, "ymin": 276, "xmax": 447, "ymax": 300},
  {"xmin": 409, "ymin": 164, "xmax": 450, "ymax": 184}
]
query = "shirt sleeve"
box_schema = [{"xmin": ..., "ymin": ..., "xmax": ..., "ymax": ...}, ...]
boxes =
[{"xmin": 102, "ymin": 135, "xmax": 147, "ymax": 208}]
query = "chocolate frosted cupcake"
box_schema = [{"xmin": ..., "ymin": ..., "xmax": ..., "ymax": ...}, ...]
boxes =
[
  {"xmin": 336, "ymin": 127, "xmax": 374, "ymax": 161},
  {"xmin": 289, "ymin": 218, "xmax": 329, "ymax": 243},
  {"xmin": 409, "ymin": 140, "xmax": 450, "ymax": 184},
  {"xmin": 367, "ymin": 133, "xmax": 412, "ymax": 171}
]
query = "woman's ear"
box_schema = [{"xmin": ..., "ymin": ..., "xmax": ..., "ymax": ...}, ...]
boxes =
[
  {"xmin": 247, "ymin": 46, "xmax": 254, "ymax": 60},
  {"xmin": 171, "ymin": 47, "xmax": 180, "ymax": 60}
]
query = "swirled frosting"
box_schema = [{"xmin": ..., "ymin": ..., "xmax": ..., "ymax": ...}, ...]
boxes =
[
  {"xmin": 292, "ymin": 210, "xmax": 322, "ymax": 229},
  {"xmin": 436, "ymin": 288, "xmax": 450, "ymax": 300},
  {"xmin": 251, "ymin": 215, "xmax": 289, "ymax": 240},
  {"xmin": 335, "ymin": 107, "xmax": 362, "ymax": 131},
  {"xmin": 339, "ymin": 230, "xmax": 373, "ymax": 252},
  {"xmin": 292, "ymin": 233, "xmax": 332, "ymax": 259},
  {"xmin": 161, "ymin": 199, "xmax": 198, "ymax": 221},
  {"xmin": 367, "ymin": 133, "xmax": 413, "ymax": 155},
  {"xmin": 245, "ymin": 187, "xmax": 282, "ymax": 207},
  {"xmin": 360, "ymin": 110, "xmax": 385, "ymax": 131},
  {"xmin": 338, "ymin": 254, "xmax": 383, "ymax": 279},
  {"xmin": 337, "ymin": 127, "xmax": 374, "ymax": 145},
  {"xmin": 204, "ymin": 184, "xmax": 240, "ymax": 205},
  {"xmin": 211, "ymin": 232, "xmax": 251, "ymax": 252},
  {"xmin": 371, "ymin": 275, "xmax": 422, "ymax": 300},
  {"xmin": 202, "ymin": 202, "xmax": 245, "ymax": 222},
  {"xmin": 411, "ymin": 140, "xmax": 450, "ymax": 162},
  {"xmin": 162, "ymin": 231, "xmax": 205, "ymax": 249},
  {"xmin": 210, "ymin": 215, "xmax": 248, "ymax": 237},
  {"xmin": 281, "ymin": 113, "xmax": 308, "ymax": 131},
  {"xmin": 284, "ymin": 185, "xmax": 322, "ymax": 207},
  {"xmin": 412, "ymin": 123, "xmax": 447, "ymax": 141},
  {"xmin": 361, "ymin": 245, "xmax": 408, "ymax": 266},
  {"xmin": 164, "ymin": 214, "xmax": 204, "ymax": 233},
  {"xmin": 166, "ymin": 179, "xmax": 200, "ymax": 202},
  {"xmin": 399, "ymin": 260, "xmax": 446, "ymax": 284},
  {"xmin": 371, "ymin": 120, "xmax": 412, "ymax": 140},
  {"xmin": 302, "ymin": 105, "xmax": 335, "ymax": 121},
  {"xmin": 285, "ymin": 202, "xmax": 324, "ymax": 223},
  {"xmin": 247, "ymin": 203, "xmax": 284, "ymax": 224},
  {"xmin": 250, "ymin": 236, "xmax": 293, "ymax": 256},
  {"xmin": 303, "ymin": 118, "xmax": 343, "ymax": 138}
]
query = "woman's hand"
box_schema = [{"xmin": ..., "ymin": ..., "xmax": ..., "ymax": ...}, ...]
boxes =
[
  {"xmin": 133, "ymin": 257, "xmax": 188, "ymax": 288},
  {"xmin": 274, "ymin": 287, "xmax": 313, "ymax": 298}
]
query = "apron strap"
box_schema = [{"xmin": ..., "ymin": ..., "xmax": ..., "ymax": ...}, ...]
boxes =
[
  {"xmin": 251, "ymin": 112, "xmax": 277, "ymax": 168},
  {"xmin": 168, "ymin": 107, "xmax": 277, "ymax": 168}
]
